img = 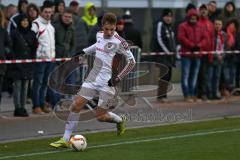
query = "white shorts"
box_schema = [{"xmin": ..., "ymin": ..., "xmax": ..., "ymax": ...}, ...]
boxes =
[{"xmin": 77, "ymin": 82, "xmax": 116, "ymax": 108}]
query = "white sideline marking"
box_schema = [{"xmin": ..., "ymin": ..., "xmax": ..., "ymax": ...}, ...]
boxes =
[{"xmin": 0, "ymin": 128, "xmax": 240, "ymax": 159}]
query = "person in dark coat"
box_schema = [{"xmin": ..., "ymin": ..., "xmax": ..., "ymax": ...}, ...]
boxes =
[
  {"xmin": 10, "ymin": 13, "xmax": 37, "ymax": 116},
  {"xmin": 7, "ymin": 0, "xmax": 28, "ymax": 33},
  {"xmin": 208, "ymin": 1, "xmax": 221, "ymax": 23},
  {"xmin": 54, "ymin": 10, "xmax": 75, "ymax": 59},
  {"xmin": 150, "ymin": 8, "xmax": 176, "ymax": 102},
  {"xmin": 116, "ymin": 16, "xmax": 126, "ymax": 38},
  {"xmin": 0, "ymin": 8, "xmax": 11, "ymax": 107},
  {"xmin": 122, "ymin": 10, "xmax": 142, "ymax": 49},
  {"xmin": 48, "ymin": 9, "xmax": 75, "ymax": 107},
  {"xmin": 221, "ymin": 1, "xmax": 237, "ymax": 30},
  {"xmin": 223, "ymin": 18, "xmax": 239, "ymax": 92}
]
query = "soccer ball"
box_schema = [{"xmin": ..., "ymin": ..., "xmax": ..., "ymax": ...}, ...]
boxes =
[{"xmin": 69, "ymin": 135, "xmax": 87, "ymax": 151}]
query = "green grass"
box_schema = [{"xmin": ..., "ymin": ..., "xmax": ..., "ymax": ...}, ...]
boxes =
[{"xmin": 1, "ymin": 118, "xmax": 240, "ymax": 160}]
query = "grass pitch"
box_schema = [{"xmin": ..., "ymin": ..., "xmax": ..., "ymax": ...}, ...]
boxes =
[{"xmin": 1, "ymin": 118, "xmax": 240, "ymax": 160}]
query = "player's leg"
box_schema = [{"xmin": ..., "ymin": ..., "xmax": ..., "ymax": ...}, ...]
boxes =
[
  {"xmin": 96, "ymin": 90, "xmax": 127, "ymax": 136},
  {"xmin": 95, "ymin": 107, "xmax": 126, "ymax": 136},
  {"xmin": 50, "ymin": 95, "xmax": 88, "ymax": 148},
  {"xmin": 63, "ymin": 96, "xmax": 88, "ymax": 141},
  {"xmin": 50, "ymin": 82, "xmax": 98, "ymax": 148}
]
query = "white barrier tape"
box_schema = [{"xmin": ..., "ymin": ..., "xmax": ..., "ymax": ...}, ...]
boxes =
[
  {"xmin": 0, "ymin": 58, "xmax": 72, "ymax": 64},
  {"xmin": 141, "ymin": 50, "xmax": 240, "ymax": 56},
  {"xmin": 0, "ymin": 49, "xmax": 239, "ymax": 64}
]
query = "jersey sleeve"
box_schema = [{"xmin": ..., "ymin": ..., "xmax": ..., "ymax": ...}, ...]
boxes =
[
  {"xmin": 83, "ymin": 32, "xmax": 101, "ymax": 54},
  {"xmin": 83, "ymin": 43, "xmax": 96, "ymax": 55},
  {"xmin": 31, "ymin": 22, "xmax": 39, "ymax": 34},
  {"xmin": 117, "ymin": 40, "xmax": 136, "ymax": 80}
]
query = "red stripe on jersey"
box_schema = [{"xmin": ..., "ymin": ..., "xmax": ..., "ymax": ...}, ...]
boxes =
[
  {"xmin": 118, "ymin": 59, "xmax": 135, "ymax": 80},
  {"xmin": 114, "ymin": 35, "xmax": 128, "ymax": 50}
]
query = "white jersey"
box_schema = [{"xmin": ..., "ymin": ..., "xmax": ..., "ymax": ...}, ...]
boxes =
[{"xmin": 83, "ymin": 31, "xmax": 136, "ymax": 84}]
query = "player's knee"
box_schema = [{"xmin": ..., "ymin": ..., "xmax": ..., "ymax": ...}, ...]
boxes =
[
  {"xmin": 71, "ymin": 98, "xmax": 84, "ymax": 112},
  {"xmin": 96, "ymin": 113, "xmax": 108, "ymax": 122}
]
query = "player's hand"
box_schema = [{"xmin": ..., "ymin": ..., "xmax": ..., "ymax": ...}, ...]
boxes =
[
  {"xmin": 75, "ymin": 50, "xmax": 85, "ymax": 56},
  {"xmin": 72, "ymin": 51, "xmax": 85, "ymax": 63},
  {"xmin": 72, "ymin": 56, "xmax": 81, "ymax": 63},
  {"xmin": 108, "ymin": 77, "xmax": 120, "ymax": 87}
]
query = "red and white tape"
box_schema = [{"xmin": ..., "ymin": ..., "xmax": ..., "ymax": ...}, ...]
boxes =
[
  {"xmin": 0, "ymin": 50, "xmax": 239, "ymax": 64},
  {"xmin": 0, "ymin": 58, "xmax": 71, "ymax": 64},
  {"xmin": 141, "ymin": 50, "xmax": 240, "ymax": 56}
]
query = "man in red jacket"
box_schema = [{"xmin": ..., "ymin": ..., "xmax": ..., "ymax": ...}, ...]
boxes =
[
  {"xmin": 178, "ymin": 8, "xmax": 207, "ymax": 102},
  {"xmin": 197, "ymin": 4, "xmax": 215, "ymax": 101}
]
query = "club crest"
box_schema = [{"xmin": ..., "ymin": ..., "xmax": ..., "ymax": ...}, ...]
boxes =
[{"xmin": 104, "ymin": 42, "xmax": 117, "ymax": 52}]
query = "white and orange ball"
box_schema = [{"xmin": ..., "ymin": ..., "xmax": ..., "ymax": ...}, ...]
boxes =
[{"xmin": 69, "ymin": 135, "xmax": 87, "ymax": 151}]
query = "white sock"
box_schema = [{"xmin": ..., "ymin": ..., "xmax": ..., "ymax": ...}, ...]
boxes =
[
  {"xmin": 108, "ymin": 112, "xmax": 122, "ymax": 123},
  {"xmin": 63, "ymin": 112, "xmax": 80, "ymax": 142}
]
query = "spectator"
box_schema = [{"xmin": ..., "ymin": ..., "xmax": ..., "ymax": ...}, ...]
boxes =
[
  {"xmin": 207, "ymin": 18, "xmax": 227, "ymax": 100},
  {"xmin": 4, "ymin": 4, "xmax": 17, "ymax": 28},
  {"xmin": 185, "ymin": 3, "xmax": 196, "ymax": 14},
  {"xmin": 71, "ymin": 2, "xmax": 88, "ymax": 53},
  {"xmin": 54, "ymin": 0, "xmax": 65, "ymax": 14},
  {"xmin": 178, "ymin": 8, "xmax": 207, "ymax": 102},
  {"xmin": 10, "ymin": 14, "xmax": 37, "ymax": 117},
  {"xmin": 81, "ymin": 2, "xmax": 97, "ymax": 33},
  {"xmin": 54, "ymin": 9, "xmax": 75, "ymax": 59},
  {"xmin": 122, "ymin": 10, "xmax": 142, "ymax": 48},
  {"xmin": 116, "ymin": 16, "xmax": 125, "ymax": 38},
  {"xmin": 7, "ymin": 0, "xmax": 28, "ymax": 33},
  {"xmin": 88, "ymin": 10, "xmax": 106, "ymax": 45},
  {"xmin": 197, "ymin": 4, "xmax": 215, "ymax": 101},
  {"xmin": 0, "ymin": 8, "xmax": 11, "ymax": 106},
  {"xmin": 53, "ymin": 0, "xmax": 65, "ymax": 22},
  {"xmin": 31, "ymin": 2, "xmax": 55, "ymax": 114},
  {"xmin": 150, "ymin": 8, "xmax": 176, "ymax": 102},
  {"xmin": 25, "ymin": 3, "xmax": 39, "ymax": 104},
  {"xmin": 174, "ymin": 3, "xmax": 196, "ymax": 44},
  {"xmin": 69, "ymin": 2, "xmax": 89, "ymax": 88},
  {"xmin": 208, "ymin": 1, "xmax": 221, "ymax": 23},
  {"xmin": 26, "ymin": 3, "xmax": 39, "ymax": 23},
  {"xmin": 51, "ymin": 9, "xmax": 75, "ymax": 106},
  {"xmin": 222, "ymin": 19, "xmax": 239, "ymax": 94},
  {"xmin": 221, "ymin": 1, "xmax": 237, "ymax": 30},
  {"xmin": 69, "ymin": 0, "xmax": 79, "ymax": 16}
]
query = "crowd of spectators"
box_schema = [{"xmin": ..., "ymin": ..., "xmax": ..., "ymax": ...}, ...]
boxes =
[
  {"xmin": 150, "ymin": 1, "xmax": 240, "ymax": 103},
  {"xmin": 0, "ymin": 0, "xmax": 239, "ymax": 117},
  {"xmin": 0, "ymin": 0, "xmax": 142, "ymax": 117}
]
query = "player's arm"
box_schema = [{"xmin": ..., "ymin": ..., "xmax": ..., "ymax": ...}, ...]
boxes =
[
  {"xmin": 108, "ymin": 42, "xmax": 136, "ymax": 87},
  {"xmin": 73, "ymin": 43, "xmax": 96, "ymax": 62},
  {"xmin": 82, "ymin": 43, "xmax": 97, "ymax": 55},
  {"xmin": 75, "ymin": 43, "xmax": 96, "ymax": 56}
]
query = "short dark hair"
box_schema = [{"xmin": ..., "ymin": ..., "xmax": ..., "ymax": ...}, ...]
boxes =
[
  {"xmin": 70, "ymin": 0, "xmax": 79, "ymax": 6},
  {"xmin": 40, "ymin": 0, "xmax": 53, "ymax": 12},
  {"xmin": 18, "ymin": 0, "xmax": 28, "ymax": 13},
  {"xmin": 27, "ymin": 3, "xmax": 39, "ymax": 16},
  {"xmin": 209, "ymin": 1, "xmax": 216, "ymax": 5},
  {"xmin": 214, "ymin": 17, "xmax": 222, "ymax": 22},
  {"xmin": 226, "ymin": 18, "xmax": 239, "ymax": 32},
  {"xmin": 63, "ymin": 8, "xmax": 73, "ymax": 15},
  {"xmin": 7, "ymin": 4, "xmax": 16, "ymax": 9},
  {"xmin": 102, "ymin": 12, "xmax": 117, "ymax": 25}
]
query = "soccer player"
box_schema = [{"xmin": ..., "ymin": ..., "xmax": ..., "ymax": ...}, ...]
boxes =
[{"xmin": 50, "ymin": 12, "xmax": 136, "ymax": 148}]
